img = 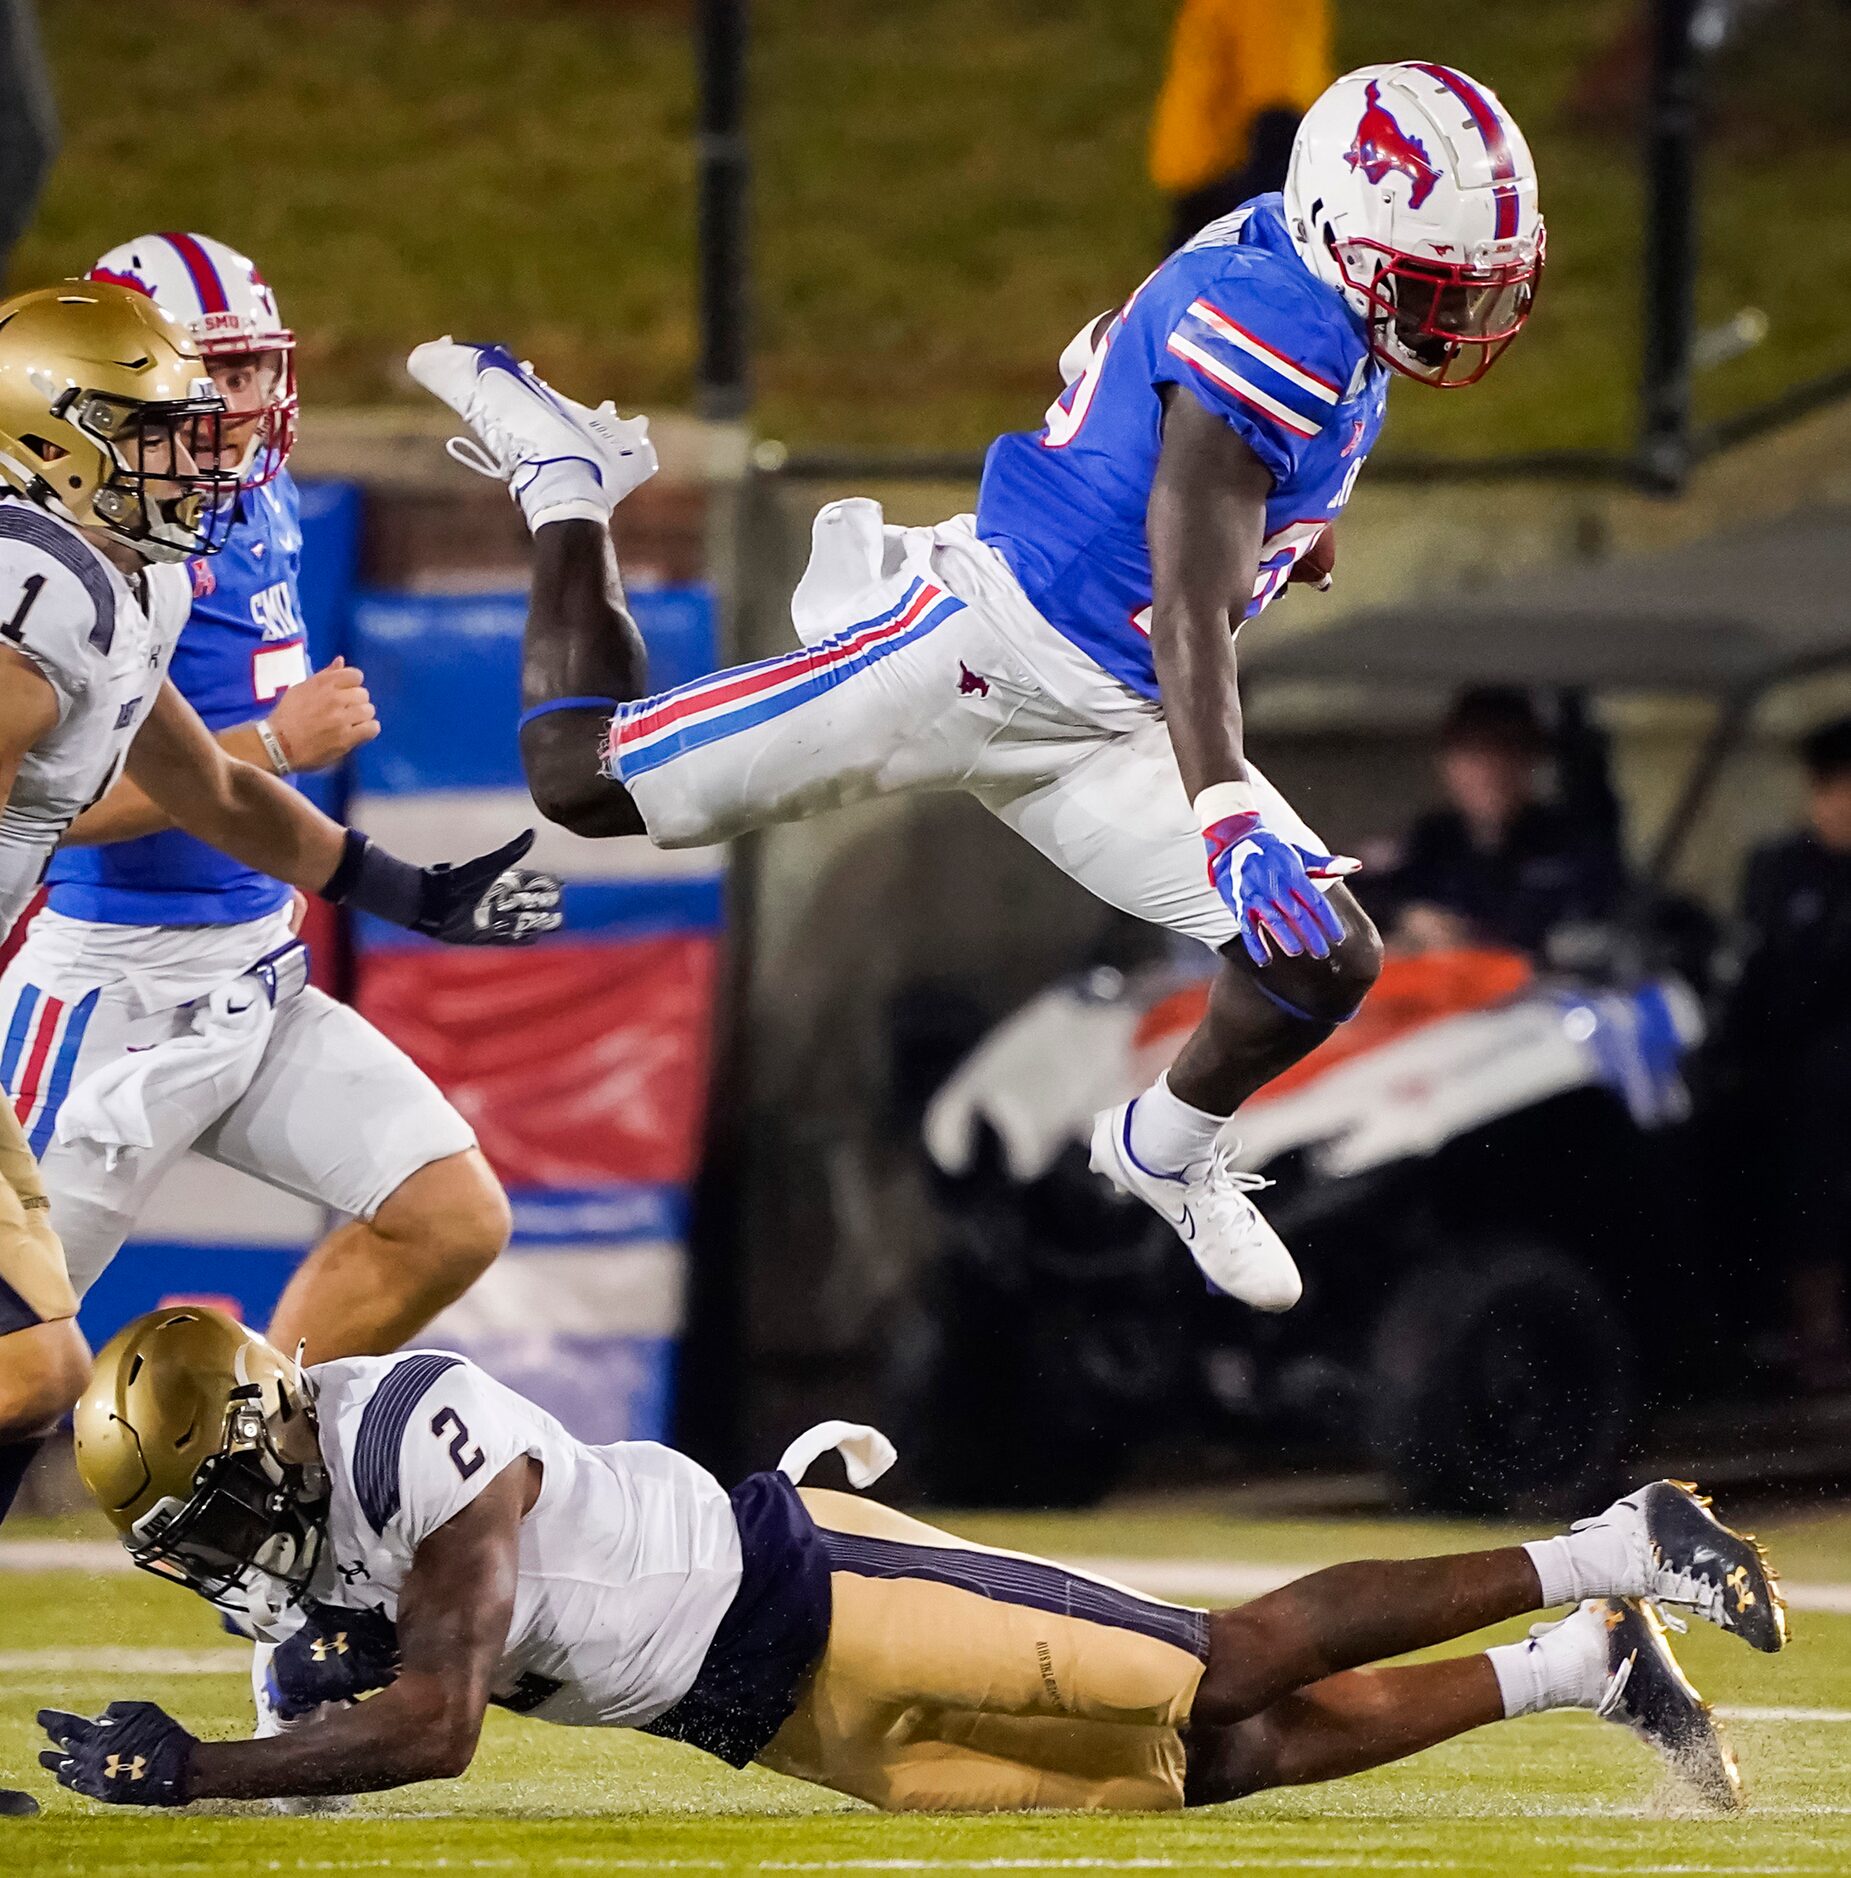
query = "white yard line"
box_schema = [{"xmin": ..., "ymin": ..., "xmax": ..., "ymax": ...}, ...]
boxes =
[
  {"xmin": 0, "ymin": 1537, "xmax": 127, "ymax": 1572},
  {"xmin": 0, "ymin": 1647, "xmax": 247, "ymax": 1675},
  {"xmin": 1062, "ymin": 1556, "xmax": 1851, "ymax": 1617},
  {"xmin": 10, "ymin": 1538, "xmax": 1851, "ymax": 1617}
]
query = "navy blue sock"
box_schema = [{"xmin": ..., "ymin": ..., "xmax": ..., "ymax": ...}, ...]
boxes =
[{"xmin": 0, "ymin": 1437, "xmax": 42, "ymax": 1527}]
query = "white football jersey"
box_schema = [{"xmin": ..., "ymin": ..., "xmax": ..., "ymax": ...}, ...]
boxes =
[
  {"xmin": 302, "ymin": 1352, "xmax": 744, "ymax": 1729},
  {"xmin": 0, "ymin": 500, "xmax": 189, "ymax": 935}
]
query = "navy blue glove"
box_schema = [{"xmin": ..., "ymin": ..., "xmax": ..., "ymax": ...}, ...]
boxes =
[
  {"xmin": 266, "ymin": 1601, "xmax": 401, "ymax": 1720},
  {"xmin": 1204, "ymin": 810, "xmax": 1357, "ymax": 966},
  {"xmin": 323, "ymin": 828, "xmax": 561, "ymax": 945},
  {"xmin": 38, "ymin": 1701, "xmax": 197, "ymax": 1807}
]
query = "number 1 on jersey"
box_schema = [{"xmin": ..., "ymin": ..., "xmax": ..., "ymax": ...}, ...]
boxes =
[{"xmin": 1, "ymin": 574, "xmax": 45, "ymax": 645}]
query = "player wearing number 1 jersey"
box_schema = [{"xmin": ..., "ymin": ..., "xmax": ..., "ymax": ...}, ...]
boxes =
[
  {"xmin": 0, "ymin": 237, "xmax": 519, "ymax": 1551},
  {"xmin": 418, "ymin": 63, "xmax": 1544, "ymax": 1310},
  {"xmin": 0, "ymin": 281, "xmax": 560, "ymax": 1820}
]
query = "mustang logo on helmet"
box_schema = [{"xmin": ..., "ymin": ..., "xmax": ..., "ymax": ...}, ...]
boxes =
[{"xmin": 1343, "ymin": 81, "xmax": 1441, "ymax": 209}]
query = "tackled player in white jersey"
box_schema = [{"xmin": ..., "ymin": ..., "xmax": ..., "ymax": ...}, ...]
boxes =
[
  {"xmin": 0, "ymin": 281, "xmax": 562, "ymax": 1811},
  {"xmin": 41, "ymin": 1305, "xmax": 1784, "ymax": 1815},
  {"xmin": 409, "ymin": 63, "xmax": 1546, "ymax": 1314}
]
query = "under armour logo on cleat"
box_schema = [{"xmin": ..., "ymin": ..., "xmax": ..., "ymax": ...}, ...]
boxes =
[
  {"xmin": 103, "ymin": 1754, "xmax": 146, "ymax": 1782},
  {"xmin": 957, "ymin": 663, "xmax": 991, "ymax": 698},
  {"xmin": 1726, "ymin": 1565, "xmax": 1756, "ymax": 1612},
  {"xmin": 310, "ymin": 1633, "xmax": 351, "ymax": 1661}
]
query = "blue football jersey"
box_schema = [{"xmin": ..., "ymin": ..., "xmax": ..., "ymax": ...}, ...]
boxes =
[
  {"xmin": 975, "ymin": 196, "xmax": 1390, "ymax": 700},
  {"xmin": 46, "ymin": 472, "xmax": 309, "ymax": 926}
]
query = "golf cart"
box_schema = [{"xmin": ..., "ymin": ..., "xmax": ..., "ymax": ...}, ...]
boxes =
[{"xmin": 900, "ymin": 506, "xmax": 1851, "ymax": 1515}]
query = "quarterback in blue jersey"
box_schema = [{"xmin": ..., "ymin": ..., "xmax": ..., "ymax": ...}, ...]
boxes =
[
  {"xmin": 0, "ymin": 236, "xmax": 539, "ymax": 1546},
  {"xmin": 419, "ymin": 62, "xmax": 1544, "ymax": 1311}
]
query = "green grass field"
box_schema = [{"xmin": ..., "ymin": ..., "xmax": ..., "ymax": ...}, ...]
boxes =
[
  {"xmin": 4, "ymin": 1502, "xmax": 1849, "ymax": 1876},
  {"xmin": 23, "ymin": 1, "xmax": 1851, "ymax": 457}
]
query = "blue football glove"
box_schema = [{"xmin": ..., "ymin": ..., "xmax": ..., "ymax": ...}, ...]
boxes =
[
  {"xmin": 266, "ymin": 1601, "xmax": 401, "ymax": 1720},
  {"xmin": 1204, "ymin": 812, "xmax": 1358, "ymax": 967},
  {"xmin": 38, "ymin": 1700, "xmax": 197, "ymax": 1808}
]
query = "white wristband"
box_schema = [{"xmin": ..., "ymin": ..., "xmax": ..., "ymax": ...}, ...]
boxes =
[
  {"xmin": 256, "ymin": 719, "xmax": 293, "ymax": 776},
  {"xmin": 1193, "ymin": 781, "xmax": 1258, "ymax": 832}
]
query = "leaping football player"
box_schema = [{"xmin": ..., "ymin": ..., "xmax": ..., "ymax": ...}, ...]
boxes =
[
  {"xmin": 0, "ymin": 278, "xmax": 561, "ymax": 1813},
  {"xmin": 39, "ymin": 1305, "xmax": 1783, "ymax": 1814},
  {"xmin": 409, "ymin": 62, "xmax": 1546, "ymax": 1311}
]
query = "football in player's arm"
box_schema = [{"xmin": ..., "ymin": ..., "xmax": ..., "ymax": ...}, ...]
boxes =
[{"xmin": 39, "ymin": 1308, "xmax": 1784, "ymax": 1814}]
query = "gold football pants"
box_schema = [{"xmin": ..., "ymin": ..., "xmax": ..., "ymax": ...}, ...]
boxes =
[
  {"xmin": 0, "ymin": 1092, "xmax": 72, "ymax": 1334},
  {"xmin": 757, "ymin": 1488, "xmax": 1209, "ymax": 1812}
]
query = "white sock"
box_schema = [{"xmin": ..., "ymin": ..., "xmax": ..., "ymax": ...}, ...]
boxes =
[
  {"xmin": 1523, "ymin": 1519, "xmax": 1638, "ymax": 1608},
  {"xmin": 1125, "ymin": 1073, "xmax": 1229, "ymax": 1176},
  {"xmin": 1486, "ymin": 1604, "xmax": 1609, "ymax": 1718},
  {"xmin": 516, "ymin": 456, "xmax": 611, "ymax": 533}
]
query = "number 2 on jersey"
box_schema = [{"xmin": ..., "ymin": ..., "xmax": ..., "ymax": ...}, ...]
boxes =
[{"xmin": 431, "ymin": 1406, "xmax": 485, "ymax": 1480}]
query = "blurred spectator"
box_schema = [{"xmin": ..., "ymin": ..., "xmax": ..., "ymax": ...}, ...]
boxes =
[
  {"xmin": 1149, "ymin": 0, "xmax": 1331, "ymax": 253},
  {"xmin": 1374, "ymin": 687, "xmax": 1628, "ymax": 958},
  {"xmin": 0, "ymin": 1, "xmax": 53, "ymax": 285},
  {"xmin": 1710, "ymin": 715, "xmax": 1851, "ymax": 1390}
]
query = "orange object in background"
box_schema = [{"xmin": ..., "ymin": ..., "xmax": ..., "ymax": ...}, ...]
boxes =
[{"xmin": 1134, "ymin": 948, "xmax": 1535, "ymax": 1102}]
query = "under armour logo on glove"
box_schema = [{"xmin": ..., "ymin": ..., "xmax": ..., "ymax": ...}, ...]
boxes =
[
  {"xmin": 1203, "ymin": 811, "xmax": 1359, "ymax": 967},
  {"xmin": 38, "ymin": 1701, "xmax": 197, "ymax": 1807},
  {"xmin": 269, "ymin": 1601, "xmax": 400, "ymax": 1720}
]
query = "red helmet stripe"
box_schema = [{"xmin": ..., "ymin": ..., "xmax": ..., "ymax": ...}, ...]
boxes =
[
  {"xmin": 156, "ymin": 230, "xmax": 230, "ymax": 315},
  {"xmin": 1407, "ymin": 62, "xmax": 1521, "ymax": 239}
]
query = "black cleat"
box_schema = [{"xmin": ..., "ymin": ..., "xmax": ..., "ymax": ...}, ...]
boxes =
[
  {"xmin": 1593, "ymin": 1597, "xmax": 1742, "ymax": 1811},
  {"xmin": 0, "ymin": 1788, "xmax": 38, "ymax": 1817},
  {"xmin": 1576, "ymin": 1479, "xmax": 1788, "ymax": 1654}
]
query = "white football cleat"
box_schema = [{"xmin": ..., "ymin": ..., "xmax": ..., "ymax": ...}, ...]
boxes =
[
  {"xmin": 1572, "ymin": 1480, "xmax": 1787, "ymax": 1653},
  {"xmin": 1089, "ymin": 1099, "xmax": 1302, "ymax": 1310},
  {"xmin": 406, "ymin": 338, "xmax": 657, "ymax": 528}
]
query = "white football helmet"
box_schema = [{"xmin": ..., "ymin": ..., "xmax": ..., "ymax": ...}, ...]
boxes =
[
  {"xmin": 88, "ymin": 232, "xmax": 297, "ymax": 482},
  {"xmin": 1283, "ymin": 63, "xmax": 1543, "ymax": 388}
]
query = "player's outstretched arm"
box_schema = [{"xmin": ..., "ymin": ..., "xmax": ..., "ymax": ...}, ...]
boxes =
[
  {"xmin": 40, "ymin": 1458, "xmax": 532, "ymax": 1807},
  {"xmin": 1146, "ymin": 384, "xmax": 1270, "ymax": 804},
  {"xmin": 1149, "ymin": 389, "xmax": 1354, "ymax": 967},
  {"xmin": 187, "ymin": 1457, "xmax": 530, "ymax": 1800},
  {"xmin": 64, "ymin": 660, "xmax": 380, "ymax": 846},
  {"xmin": 518, "ymin": 518, "xmax": 650, "ymax": 838},
  {"xmin": 124, "ymin": 681, "xmax": 561, "ymax": 943}
]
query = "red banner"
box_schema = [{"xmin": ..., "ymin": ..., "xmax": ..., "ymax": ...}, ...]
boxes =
[{"xmin": 358, "ymin": 936, "xmax": 720, "ymax": 1187}]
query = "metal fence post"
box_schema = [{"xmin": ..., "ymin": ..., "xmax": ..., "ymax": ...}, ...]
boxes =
[
  {"xmin": 1639, "ymin": 0, "xmax": 1703, "ymax": 492},
  {"xmin": 696, "ymin": 0, "xmax": 750, "ymax": 422}
]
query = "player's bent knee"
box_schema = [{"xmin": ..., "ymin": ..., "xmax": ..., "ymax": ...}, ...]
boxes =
[
  {"xmin": 1183, "ymin": 1716, "xmax": 1285, "ymax": 1805},
  {"xmin": 374, "ymin": 1150, "xmax": 511, "ymax": 1282},
  {"xmin": 1332, "ymin": 902, "xmax": 1385, "ymax": 1006},
  {"xmin": 0, "ymin": 1319, "xmax": 91, "ymax": 1438}
]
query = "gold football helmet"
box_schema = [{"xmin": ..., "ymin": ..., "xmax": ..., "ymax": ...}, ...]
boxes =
[
  {"xmin": 0, "ymin": 281, "xmax": 239, "ymax": 562},
  {"xmin": 74, "ymin": 1306, "xmax": 327, "ymax": 1605}
]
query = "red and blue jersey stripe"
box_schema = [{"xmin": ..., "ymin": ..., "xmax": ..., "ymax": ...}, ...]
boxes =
[
  {"xmin": 1164, "ymin": 295, "xmax": 1343, "ymax": 443},
  {"xmin": 1, "ymin": 984, "xmax": 101, "ymax": 1155},
  {"xmin": 611, "ymin": 577, "xmax": 967, "ymax": 783}
]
